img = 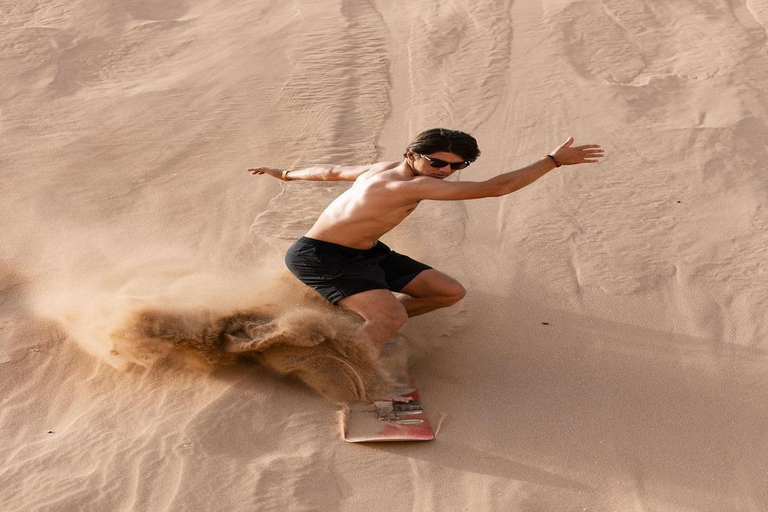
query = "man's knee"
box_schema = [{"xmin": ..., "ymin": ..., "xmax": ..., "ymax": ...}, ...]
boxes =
[
  {"xmin": 378, "ymin": 305, "xmax": 408, "ymax": 331},
  {"xmin": 352, "ymin": 300, "xmax": 407, "ymax": 332},
  {"xmin": 439, "ymin": 281, "xmax": 466, "ymax": 306}
]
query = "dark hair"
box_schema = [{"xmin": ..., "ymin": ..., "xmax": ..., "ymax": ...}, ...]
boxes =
[{"xmin": 404, "ymin": 128, "xmax": 481, "ymax": 162}]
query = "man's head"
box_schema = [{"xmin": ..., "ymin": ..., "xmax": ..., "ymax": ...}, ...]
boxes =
[
  {"xmin": 404, "ymin": 128, "xmax": 480, "ymax": 179},
  {"xmin": 404, "ymin": 128, "xmax": 481, "ymax": 162}
]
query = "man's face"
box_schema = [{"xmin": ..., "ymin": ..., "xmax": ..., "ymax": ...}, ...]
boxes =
[{"xmin": 410, "ymin": 151, "xmax": 470, "ymax": 179}]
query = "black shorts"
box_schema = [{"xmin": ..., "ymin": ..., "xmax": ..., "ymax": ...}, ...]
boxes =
[{"xmin": 285, "ymin": 236, "xmax": 432, "ymax": 304}]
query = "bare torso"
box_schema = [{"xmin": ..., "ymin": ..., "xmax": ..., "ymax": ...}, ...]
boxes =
[{"xmin": 305, "ymin": 161, "xmax": 419, "ymax": 249}]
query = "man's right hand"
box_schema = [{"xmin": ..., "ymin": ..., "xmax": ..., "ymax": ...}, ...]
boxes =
[{"xmin": 247, "ymin": 167, "xmax": 287, "ymax": 180}]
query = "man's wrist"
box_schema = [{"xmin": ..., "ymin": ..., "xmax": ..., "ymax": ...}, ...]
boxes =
[
  {"xmin": 281, "ymin": 169, "xmax": 293, "ymax": 181},
  {"xmin": 546, "ymin": 154, "xmax": 562, "ymax": 168}
]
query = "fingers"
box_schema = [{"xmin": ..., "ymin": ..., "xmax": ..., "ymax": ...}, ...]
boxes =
[
  {"xmin": 552, "ymin": 139, "xmax": 604, "ymax": 165},
  {"xmin": 578, "ymin": 146, "xmax": 605, "ymax": 159},
  {"xmin": 581, "ymin": 151, "xmax": 604, "ymax": 163}
]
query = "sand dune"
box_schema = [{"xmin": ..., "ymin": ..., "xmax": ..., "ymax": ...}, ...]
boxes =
[{"xmin": 2, "ymin": 0, "xmax": 768, "ymax": 510}]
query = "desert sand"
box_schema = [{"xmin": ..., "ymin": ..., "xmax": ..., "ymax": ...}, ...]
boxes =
[{"xmin": 2, "ymin": 0, "xmax": 768, "ymax": 510}]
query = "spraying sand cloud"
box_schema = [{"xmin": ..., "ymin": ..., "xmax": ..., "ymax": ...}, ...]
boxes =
[
  {"xmin": 26, "ymin": 246, "xmax": 406, "ymax": 404},
  {"xmin": 110, "ymin": 277, "xmax": 405, "ymax": 403}
]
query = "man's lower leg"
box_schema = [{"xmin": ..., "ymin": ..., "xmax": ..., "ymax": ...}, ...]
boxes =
[
  {"xmin": 398, "ymin": 295, "xmax": 463, "ymax": 317},
  {"xmin": 355, "ymin": 321, "xmax": 393, "ymax": 354}
]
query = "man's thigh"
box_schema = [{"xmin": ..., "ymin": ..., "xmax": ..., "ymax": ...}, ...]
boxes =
[
  {"xmin": 337, "ymin": 288, "xmax": 406, "ymax": 320},
  {"xmin": 398, "ymin": 269, "xmax": 464, "ymax": 299}
]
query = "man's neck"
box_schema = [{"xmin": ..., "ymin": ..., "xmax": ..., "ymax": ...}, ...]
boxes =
[{"xmin": 403, "ymin": 159, "xmax": 419, "ymax": 177}]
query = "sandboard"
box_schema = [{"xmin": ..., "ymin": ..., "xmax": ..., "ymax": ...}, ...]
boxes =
[{"xmin": 342, "ymin": 383, "xmax": 435, "ymax": 442}]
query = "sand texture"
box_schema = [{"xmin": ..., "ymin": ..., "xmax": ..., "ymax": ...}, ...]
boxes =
[{"xmin": 2, "ymin": 0, "xmax": 768, "ymax": 510}]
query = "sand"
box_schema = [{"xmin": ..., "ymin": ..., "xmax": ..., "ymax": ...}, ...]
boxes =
[{"xmin": 2, "ymin": 0, "xmax": 768, "ymax": 510}]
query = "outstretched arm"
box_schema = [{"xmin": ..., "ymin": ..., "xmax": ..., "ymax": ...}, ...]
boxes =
[
  {"xmin": 399, "ymin": 137, "xmax": 604, "ymax": 201},
  {"xmin": 247, "ymin": 163, "xmax": 376, "ymax": 182}
]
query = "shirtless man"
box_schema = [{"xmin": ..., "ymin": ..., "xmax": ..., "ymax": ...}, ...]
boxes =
[{"xmin": 248, "ymin": 128, "xmax": 604, "ymax": 354}]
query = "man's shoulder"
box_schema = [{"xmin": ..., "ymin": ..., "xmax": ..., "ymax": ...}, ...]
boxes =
[
  {"xmin": 369, "ymin": 161, "xmax": 403, "ymax": 172},
  {"xmin": 360, "ymin": 161, "xmax": 406, "ymax": 180}
]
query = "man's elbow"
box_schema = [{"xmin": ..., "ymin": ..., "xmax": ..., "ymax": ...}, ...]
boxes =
[
  {"xmin": 487, "ymin": 188, "xmax": 506, "ymax": 198},
  {"xmin": 321, "ymin": 166, "xmax": 341, "ymax": 181},
  {"xmin": 478, "ymin": 178, "xmax": 514, "ymax": 198},
  {"xmin": 484, "ymin": 184, "xmax": 512, "ymax": 198},
  {"xmin": 493, "ymin": 180, "xmax": 524, "ymax": 197}
]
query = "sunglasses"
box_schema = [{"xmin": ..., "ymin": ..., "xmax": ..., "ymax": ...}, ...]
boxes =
[{"xmin": 414, "ymin": 153, "xmax": 471, "ymax": 170}]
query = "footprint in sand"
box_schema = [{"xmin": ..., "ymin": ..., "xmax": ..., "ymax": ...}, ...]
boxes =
[
  {"xmin": 553, "ymin": 0, "xmax": 757, "ymax": 85},
  {"xmin": 121, "ymin": 0, "xmax": 190, "ymax": 21}
]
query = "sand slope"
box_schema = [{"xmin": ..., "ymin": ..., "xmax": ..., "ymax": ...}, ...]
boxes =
[{"xmin": 2, "ymin": 0, "xmax": 768, "ymax": 510}]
